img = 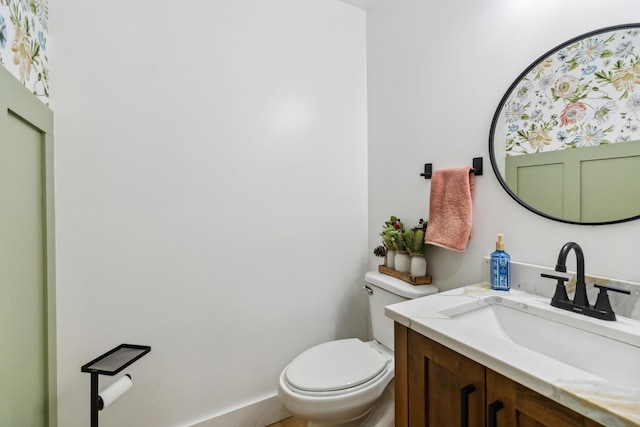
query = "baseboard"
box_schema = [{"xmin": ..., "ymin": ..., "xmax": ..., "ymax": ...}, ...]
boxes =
[{"xmin": 188, "ymin": 393, "xmax": 291, "ymax": 427}]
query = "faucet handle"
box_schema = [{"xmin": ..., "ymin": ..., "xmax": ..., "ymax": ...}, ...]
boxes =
[
  {"xmin": 541, "ymin": 273, "xmax": 570, "ymax": 303},
  {"xmin": 594, "ymin": 284, "xmax": 632, "ymax": 295},
  {"xmin": 593, "ymin": 285, "xmax": 631, "ymax": 321}
]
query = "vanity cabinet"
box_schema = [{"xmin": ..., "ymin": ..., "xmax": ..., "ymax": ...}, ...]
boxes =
[{"xmin": 394, "ymin": 324, "xmax": 603, "ymax": 427}]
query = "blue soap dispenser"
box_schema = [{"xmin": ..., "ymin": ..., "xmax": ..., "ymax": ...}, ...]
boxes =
[{"xmin": 490, "ymin": 233, "xmax": 511, "ymax": 291}]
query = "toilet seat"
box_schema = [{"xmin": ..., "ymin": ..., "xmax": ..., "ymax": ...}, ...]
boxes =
[{"xmin": 284, "ymin": 338, "xmax": 389, "ymax": 393}]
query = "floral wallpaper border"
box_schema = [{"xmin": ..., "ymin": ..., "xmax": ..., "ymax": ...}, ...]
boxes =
[
  {"xmin": 0, "ymin": 0, "xmax": 49, "ymax": 105},
  {"xmin": 504, "ymin": 25, "xmax": 640, "ymax": 156}
]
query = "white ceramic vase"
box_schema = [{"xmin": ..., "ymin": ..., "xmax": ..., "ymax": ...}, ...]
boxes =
[
  {"xmin": 409, "ymin": 254, "xmax": 427, "ymax": 277},
  {"xmin": 385, "ymin": 248, "xmax": 396, "ymax": 269},
  {"xmin": 394, "ymin": 251, "xmax": 409, "ymax": 273}
]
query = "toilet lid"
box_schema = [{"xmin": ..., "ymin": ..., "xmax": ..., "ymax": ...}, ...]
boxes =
[{"xmin": 284, "ymin": 338, "xmax": 388, "ymax": 392}]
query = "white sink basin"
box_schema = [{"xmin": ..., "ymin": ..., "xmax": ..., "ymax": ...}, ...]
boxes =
[{"xmin": 439, "ymin": 295, "xmax": 640, "ymax": 391}]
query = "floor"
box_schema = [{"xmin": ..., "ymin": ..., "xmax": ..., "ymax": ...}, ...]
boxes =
[{"xmin": 265, "ymin": 416, "xmax": 306, "ymax": 427}]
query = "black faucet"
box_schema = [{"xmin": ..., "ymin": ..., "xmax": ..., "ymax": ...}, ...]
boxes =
[
  {"xmin": 541, "ymin": 242, "xmax": 630, "ymax": 321},
  {"xmin": 555, "ymin": 242, "xmax": 589, "ymax": 307}
]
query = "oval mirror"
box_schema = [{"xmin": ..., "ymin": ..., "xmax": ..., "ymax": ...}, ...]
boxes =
[{"xmin": 489, "ymin": 24, "xmax": 640, "ymax": 225}]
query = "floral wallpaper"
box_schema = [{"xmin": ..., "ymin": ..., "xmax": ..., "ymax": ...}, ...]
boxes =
[
  {"xmin": 0, "ymin": 0, "xmax": 49, "ymax": 105},
  {"xmin": 504, "ymin": 27, "xmax": 640, "ymax": 155}
]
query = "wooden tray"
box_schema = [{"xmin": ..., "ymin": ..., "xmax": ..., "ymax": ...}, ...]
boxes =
[{"xmin": 378, "ymin": 265, "xmax": 432, "ymax": 285}]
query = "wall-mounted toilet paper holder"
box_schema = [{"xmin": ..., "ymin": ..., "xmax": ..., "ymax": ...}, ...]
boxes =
[{"xmin": 81, "ymin": 344, "xmax": 151, "ymax": 427}]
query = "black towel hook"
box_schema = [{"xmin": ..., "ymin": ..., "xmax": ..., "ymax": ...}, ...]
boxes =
[{"xmin": 420, "ymin": 157, "xmax": 483, "ymax": 179}]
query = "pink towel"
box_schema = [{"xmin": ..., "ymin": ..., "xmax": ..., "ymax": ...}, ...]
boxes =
[{"xmin": 424, "ymin": 166, "xmax": 475, "ymax": 252}]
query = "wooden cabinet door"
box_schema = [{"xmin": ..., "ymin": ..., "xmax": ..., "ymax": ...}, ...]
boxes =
[
  {"xmin": 486, "ymin": 369, "xmax": 603, "ymax": 427},
  {"xmin": 407, "ymin": 330, "xmax": 485, "ymax": 427}
]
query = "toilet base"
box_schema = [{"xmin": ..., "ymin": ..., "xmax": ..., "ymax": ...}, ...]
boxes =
[{"xmin": 305, "ymin": 380, "xmax": 394, "ymax": 427}]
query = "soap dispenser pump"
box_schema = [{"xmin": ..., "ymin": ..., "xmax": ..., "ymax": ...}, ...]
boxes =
[{"xmin": 490, "ymin": 234, "xmax": 511, "ymax": 291}]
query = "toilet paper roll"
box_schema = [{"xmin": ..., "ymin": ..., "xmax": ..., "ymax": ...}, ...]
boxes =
[{"xmin": 97, "ymin": 374, "xmax": 133, "ymax": 410}]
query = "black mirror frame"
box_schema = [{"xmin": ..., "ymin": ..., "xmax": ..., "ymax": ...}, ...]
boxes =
[{"xmin": 489, "ymin": 23, "xmax": 640, "ymax": 226}]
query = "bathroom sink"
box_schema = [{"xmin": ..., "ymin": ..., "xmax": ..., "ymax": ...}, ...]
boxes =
[{"xmin": 439, "ymin": 296, "xmax": 640, "ymax": 390}]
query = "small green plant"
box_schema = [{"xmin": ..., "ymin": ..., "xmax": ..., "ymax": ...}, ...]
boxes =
[
  {"xmin": 403, "ymin": 219, "xmax": 429, "ymax": 254},
  {"xmin": 380, "ymin": 216, "xmax": 405, "ymax": 251}
]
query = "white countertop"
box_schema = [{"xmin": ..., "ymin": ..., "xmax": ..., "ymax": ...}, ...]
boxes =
[{"xmin": 385, "ymin": 283, "xmax": 640, "ymax": 427}]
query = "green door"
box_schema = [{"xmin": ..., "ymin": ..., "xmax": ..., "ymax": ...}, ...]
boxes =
[{"xmin": 0, "ymin": 66, "xmax": 56, "ymax": 426}]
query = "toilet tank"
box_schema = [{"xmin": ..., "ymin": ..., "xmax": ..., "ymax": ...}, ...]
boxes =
[{"xmin": 364, "ymin": 271, "xmax": 438, "ymax": 351}]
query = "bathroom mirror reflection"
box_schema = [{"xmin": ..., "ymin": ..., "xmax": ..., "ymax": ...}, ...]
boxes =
[{"xmin": 489, "ymin": 24, "xmax": 640, "ymax": 225}]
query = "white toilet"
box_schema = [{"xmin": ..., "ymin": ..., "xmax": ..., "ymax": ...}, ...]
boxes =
[{"xmin": 277, "ymin": 271, "xmax": 438, "ymax": 426}]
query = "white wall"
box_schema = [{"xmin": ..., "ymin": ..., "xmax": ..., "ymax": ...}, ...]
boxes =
[
  {"xmin": 367, "ymin": 0, "xmax": 640, "ymax": 290},
  {"xmin": 50, "ymin": 1, "xmax": 368, "ymax": 426}
]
